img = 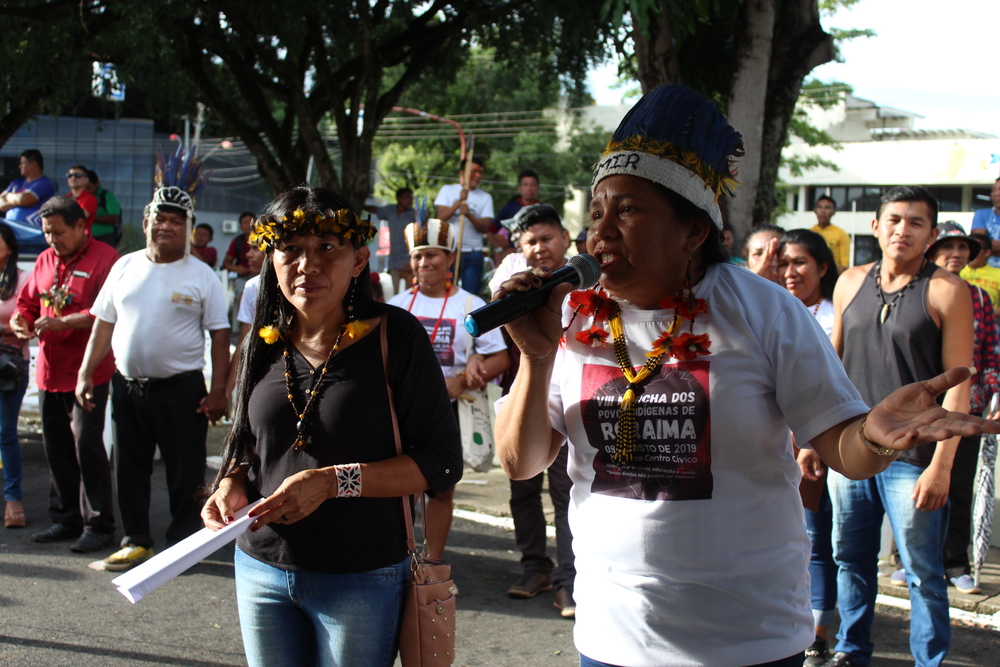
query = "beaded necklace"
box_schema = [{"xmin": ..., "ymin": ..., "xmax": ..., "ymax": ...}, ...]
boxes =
[
  {"xmin": 40, "ymin": 239, "xmax": 91, "ymax": 316},
  {"xmin": 284, "ymin": 327, "xmax": 345, "ymax": 451},
  {"xmin": 874, "ymin": 260, "xmax": 923, "ymax": 324},
  {"xmin": 407, "ymin": 283, "xmax": 451, "ymax": 344},
  {"xmin": 566, "ymin": 274, "xmax": 711, "ymax": 467}
]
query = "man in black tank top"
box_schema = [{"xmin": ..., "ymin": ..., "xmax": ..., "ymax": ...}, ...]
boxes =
[{"xmin": 827, "ymin": 186, "xmax": 974, "ymax": 667}]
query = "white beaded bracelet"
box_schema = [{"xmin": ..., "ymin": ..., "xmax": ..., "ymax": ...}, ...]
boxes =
[{"xmin": 334, "ymin": 463, "xmax": 363, "ymax": 498}]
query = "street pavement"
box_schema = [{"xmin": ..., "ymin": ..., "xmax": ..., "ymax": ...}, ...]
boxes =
[{"xmin": 2, "ymin": 417, "xmax": 998, "ymax": 666}]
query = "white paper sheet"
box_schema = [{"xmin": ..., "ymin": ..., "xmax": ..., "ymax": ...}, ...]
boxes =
[{"xmin": 111, "ymin": 499, "xmax": 264, "ymax": 603}]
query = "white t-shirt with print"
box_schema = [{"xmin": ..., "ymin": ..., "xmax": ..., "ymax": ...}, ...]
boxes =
[
  {"xmin": 541, "ymin": 262, "xmax": 868, "ymax": 667},
  {"xmin": 387, "ymin": 287, "xmax": 506, "ymax": 378},
  {"xmin": 434, "ymin": 183, "xmax": 494, "ymax": 253},
  {"xmin": 92, "ymin": 252, "xmax": 230, "ymax": 379}
]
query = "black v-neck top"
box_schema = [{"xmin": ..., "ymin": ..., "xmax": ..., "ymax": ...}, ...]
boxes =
[
  {"xmin": 843, "ymin": 261, "xmax": 942, "ymax": 468},
  {"xmin": 237, "ymin": 306, "xmax": 462, "ymax": 573}
]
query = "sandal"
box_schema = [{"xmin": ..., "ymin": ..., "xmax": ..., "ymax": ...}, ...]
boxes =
[{"xmin": 4, "ymin": 501, "xmax": 25, "ymax": 529}]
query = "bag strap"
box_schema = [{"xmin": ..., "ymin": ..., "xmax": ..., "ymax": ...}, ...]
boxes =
[{"xmin": 380, "ymin": 313, "xmax": 421, "ymax": 555}]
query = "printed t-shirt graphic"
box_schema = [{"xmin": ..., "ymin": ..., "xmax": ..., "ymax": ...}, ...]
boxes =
[
  {"xmin": 580, "ymin": 360, "xmax": 711, "ymax": 501},
  {"xmin": 415, "ymin": 316, "xmax": 456, "ymax": 367}
]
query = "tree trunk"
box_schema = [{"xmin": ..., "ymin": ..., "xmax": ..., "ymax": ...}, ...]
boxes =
[
  {"xmin": 630, "ymin": 2, "xmax": 682, "ymax": 92},
  {"xmin": 754, "ymin": 0, "xmax": 834, "ymax": 228},
  {"xmin": 723, "ymin": 0, "xmax": 776, "ymax": 242},
  {"xmin": 0, "ymin": 94, "xmax": 43, "ymax": 150}
]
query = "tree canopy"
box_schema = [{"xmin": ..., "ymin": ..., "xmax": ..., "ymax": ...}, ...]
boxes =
[
  {"xmin": 371, "ymin": 48, "xmax": 608, "ymax": 214},
  {"xmin": 1, "ymin": 0, "xmax": 866, "ymax": 232},
  {"xmin": 0, "ymin": 1, "xmax": 117, "ymax": 148},
  {"xmin": 101, "ymin": 0, "xmax": 608, "ymax": 209}
]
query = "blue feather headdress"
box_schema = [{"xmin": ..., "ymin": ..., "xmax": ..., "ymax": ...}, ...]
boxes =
[
  {"xmin": 145, "ymin": 144, "xmax": 211, "ymax": 224},
  {"xmin": 145, "ymin": 144, "xmax": 212, "ymax": 257},
  {"xmin": 591, "ymin": 84, "xmax": 744, "ymax": 229}
]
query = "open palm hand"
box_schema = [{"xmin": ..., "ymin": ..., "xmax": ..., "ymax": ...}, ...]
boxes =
[{"xmin": 865, "ymin": 367, "xmax": 1000, "ymax": 451}]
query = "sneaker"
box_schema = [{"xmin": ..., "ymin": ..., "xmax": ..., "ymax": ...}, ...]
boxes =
[
  {"xmin": 823, "ymin": 652, "xmax": 859, "ymax": 667},
  {"xmin": 32, "ymin": 523, "xmax": 82, "ymax": 543},
  {"xmin": 506, "ymin": 571, "xmax": 553, "ymax": 599},
  {"xmin": 949, "ymin": 573, "xmax": 982, "ymax": 595},
  {"xmin": 553, "ymin": 587, "xmax": 576, "ymax": 619},
  {"xmin": 803, "ymin": 636, "xmax": 829, "ymax": 667},
  {"xmin": 70, "ymin": 528, "xmax": 114, "ymax": 553},
  {"xmin": 890, "ymin": 568, "xmax": 907, "ymax": 587},
  {"xmin": 89, "ymin": 545, "xmax": 154, "ymax": 572}
]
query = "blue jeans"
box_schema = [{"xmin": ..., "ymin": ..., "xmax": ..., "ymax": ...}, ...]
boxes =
[
  {"xmin": 829, "ymin": 461, "xmax": 950, "ymax": 667},
  {"xmin": 0, "ymin": 372, "xmax": 28, "ymax": 502},
  {"xmin": 805, "ymin": 483, "xmax": 836, "ymax": 626},
  {"xmin": 235, "ymin": 548, "xmax": 409, "ymax": 667},
  {"xmin": 459, "ymin": 250, "xmax": 484, "ymax": 297}
]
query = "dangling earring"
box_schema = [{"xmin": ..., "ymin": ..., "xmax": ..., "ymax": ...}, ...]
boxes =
[
  {"xmin": 343, "ymin": 276, "xmax": 370, "ymax": 339},
  {"xmin": 682, "ymin": 257, "xmax": 694, "ymax": 296},
  {"xmin": 346, "ymin": 275, "xmax": 357, "ymax": 322},
  {"xmin": 445, "ymin": 270, "xmax": 453, "ymax": 292}
]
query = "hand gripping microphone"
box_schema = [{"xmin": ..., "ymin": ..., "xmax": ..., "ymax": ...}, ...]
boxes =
[{"xmin": 464, "ymin": 253, "xmax": 601, "ymax": 337}]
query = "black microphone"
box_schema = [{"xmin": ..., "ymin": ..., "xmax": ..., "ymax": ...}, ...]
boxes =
[{"xmin": 464, "ymin": 253, "xmax": 601, "ymax": 337}]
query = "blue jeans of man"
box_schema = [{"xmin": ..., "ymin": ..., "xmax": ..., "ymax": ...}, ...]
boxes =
[
  {"xmin": 829, "ymin": 461, "xmax": 950, "ymax": 667},
  {"xmin": 806, "ymin": 482, "xmax": 837, "ymax": 627},
  {"xmin": 235, "ymin": 548, "xmax": 408, "ymax": 667},
  {"xmin": 459, "ymin": 250, "xmax": 484, "ymax": 297},
  {"xmin": 0, "ymin": 372, "xmax": 28, "ymax": 502}
]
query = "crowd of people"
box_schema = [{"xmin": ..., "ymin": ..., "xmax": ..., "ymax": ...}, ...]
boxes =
[
  {"xmin": 2, "ymin": 84, "xmax": 1000, "ymax": 667},
  {"xmin": 732, "ymin": 193, "xmax": 1000, "ymax": 667}
]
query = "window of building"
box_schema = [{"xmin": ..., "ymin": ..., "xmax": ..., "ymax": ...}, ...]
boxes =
[
  {"xmin": 972, "ymin": 187, "xmax": 993, "ymax": 210},
  {"xmin": 853, "ymin": 234, "xmax": 881, "ymax": 266},
  {"xmin": 922, "ymin": 187, "xmax": 962, "ymax": 212},
  {"xmin": 810, "ymin": 184, "xmax": 965, "ymax": 213}
]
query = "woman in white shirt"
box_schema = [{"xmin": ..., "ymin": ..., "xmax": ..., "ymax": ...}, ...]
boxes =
[
  {"xmin": 778, "ymin": 228, "xmax": 840, "ymax": 665},
  {"xmin": 387, "ymin": 219, "xmax": 508, "ymax": 558}
]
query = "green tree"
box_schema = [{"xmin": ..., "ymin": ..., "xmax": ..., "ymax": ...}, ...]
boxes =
[
  {"xmin": 0, "ymin": 2, "xmax": 118, "ymax": 149},
  {"xmin": 2, "ymin": 1, "xmax": 610, "ymax": 211},
  {"xmin": 371, "ymin": 48, "xmax": 608, "ymax": 215},
  {"xmin": 602, "ymin": 0, "xmax": 870, "ymax": 239},
  {"xmin": 105, "ymin": 0, "xmax": 608, "ymax": 210}
]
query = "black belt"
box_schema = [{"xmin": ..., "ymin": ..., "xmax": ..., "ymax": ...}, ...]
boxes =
[{"xmin": 119, "ymin": 369, "xmax": 203, "ymax": 392}]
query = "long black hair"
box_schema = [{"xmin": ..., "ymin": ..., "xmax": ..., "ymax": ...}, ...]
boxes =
[
  {"xmin": 212, "ymin": 187, "xmax": 382, "ymax": 489},
  {"xmin": 0, "ymin": 221, "xmax": 20, "ymax": 301},
  {"xmin": 779, "ymin": 228, "xmax": 838, "ymax": 301}
]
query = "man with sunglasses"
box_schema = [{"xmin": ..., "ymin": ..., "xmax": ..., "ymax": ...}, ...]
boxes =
[{"xmin": 66, "ymin": 165, "xmax": 97, "ymax": 232}]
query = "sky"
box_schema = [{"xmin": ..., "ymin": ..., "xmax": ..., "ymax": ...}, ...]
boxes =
[{"xmin": 586, "ymin": 0, "xmax": 999, "ymax": 134}]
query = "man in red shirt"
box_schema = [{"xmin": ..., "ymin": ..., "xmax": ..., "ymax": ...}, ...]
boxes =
[
  {"xmin": 191, "ymin": 223, "xmax": 218, "ymax": 268},
  {"xmin": 12, "ymin": 196, "xmax": 119, "ymax": 552},
  {"xmin": 66, "ymin": 165, "xmax": 97, "ymax": 231}
]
